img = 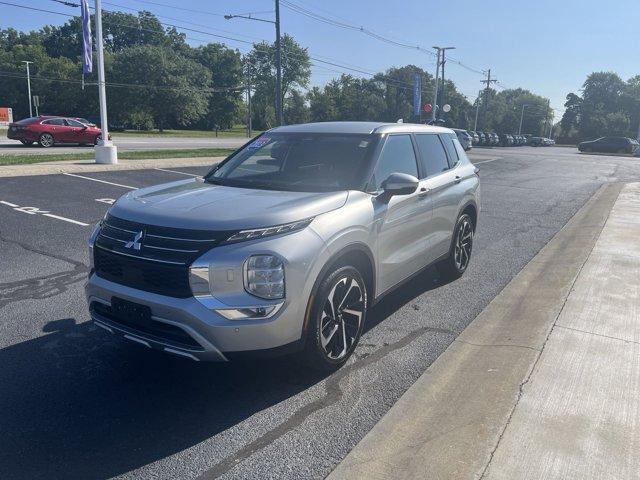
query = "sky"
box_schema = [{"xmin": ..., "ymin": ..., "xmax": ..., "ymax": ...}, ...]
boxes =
[{"xmin": 3, "ymin": 0, "xmax": 640, "ymax": 122}]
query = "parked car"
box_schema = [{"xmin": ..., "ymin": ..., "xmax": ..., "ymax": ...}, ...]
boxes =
[
  {"xmin": 490, "ymin": 133, "xmax": 500, "ymax": 146},
  {"xmin": 578, "ymin": 136, "xmax": 638, "ymax": 154},
  {"xmin": 470, "ymin": 131, "xmax": 480, "ymax": 145},
  {"xmin": 498, "ymin": 133, "xmax": 510, "ymax": 147},
  {"xmin": 476, "ymin": 131, "xmax": 486, "ymax": 145},
  {"xmin": 86, "ymin": 122, "xmax": 480, "ymax": 370},
  {"xmin": 528, "ymin": 136, "xmax": 545, "ymax": 146},
  {"xmin": 6, "ymin": 115, "xmax": 110, "ymax": 147},
  {"xmin": 453, "ymin": 128, "xmax": 473, "ymax": 151}
]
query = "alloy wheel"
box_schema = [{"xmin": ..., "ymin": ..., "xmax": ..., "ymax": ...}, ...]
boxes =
[
  {"xmin": 319, "ymin": 275, "xmax": 364, "ymax": 360},
  {"xmin": 454, "ymin": 218, "xmax": 473, "ymax": 271},
  {"xmin": 40, "ymin": 133, "xmax": 53, "ymax": 147}
]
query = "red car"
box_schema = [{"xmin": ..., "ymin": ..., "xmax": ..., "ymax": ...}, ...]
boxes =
[{"xmin": 6, "ymin": 115, "xmax": 110, "ymax": 147}]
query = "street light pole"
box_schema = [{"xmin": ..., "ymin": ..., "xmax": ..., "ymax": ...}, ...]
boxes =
[
  {"xmin": 21, "ymin": 61, "xmax": 33, "ymax": 117},
  {"xmin": 226, "ymin": 2, "xmax": 283, "ymax": 126},
  {"xmin": 474, "ymin": 98, "xmax": 480, "ymax": 131},
  {"xmin": 93, "ymin": 0, "xmax": 117, "ymax": 164},
  {"xmin": 275, "ymin": 0, "xmax": 283, "ymax": 126},
  {"xmin": 518, "ymin": 104, "xmax": 529, "ymax": 135}
]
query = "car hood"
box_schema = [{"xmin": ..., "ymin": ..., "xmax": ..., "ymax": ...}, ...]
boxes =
[{"xmin": 109, "ymin": 178, "xmax": 348, "ymax": 231}]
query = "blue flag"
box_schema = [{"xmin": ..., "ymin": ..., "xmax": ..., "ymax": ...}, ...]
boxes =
[
  {"xmin": 413, "ymin": 74, "xmax": 421, "ymax": 117},
  {"xmin": 81, "ymin": 0, "xmax": 92, "ymax": 74}
]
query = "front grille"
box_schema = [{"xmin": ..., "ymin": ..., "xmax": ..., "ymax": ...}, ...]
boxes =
[
  {"xmin": 94, "ymin": 214, "xmax": 235, "ymax": 298},
  {"xmin": 91, "ymin": 301, "xmax": 203, "ymax": 350}
]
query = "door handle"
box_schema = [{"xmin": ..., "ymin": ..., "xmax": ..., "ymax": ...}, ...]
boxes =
[
  {"xmin": 454, "ymin": 175, "xmax": 462, "ymax": 184},
  {"xmin": 418, "ymin": 187, "xmax": 430, "ymax": 197}
]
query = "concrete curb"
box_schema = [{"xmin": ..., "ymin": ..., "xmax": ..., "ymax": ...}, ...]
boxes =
[
  {"xmin": 0, "ymin": 156, "xmax": 225, "ymax": 178},
  {"xmin": 327, "ymin": 182, "xmax": 623, "ymax": 480}
]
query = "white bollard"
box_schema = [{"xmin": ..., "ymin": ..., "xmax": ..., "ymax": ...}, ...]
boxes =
[{"xmin": 95, "ymin": 141, "xmax": 118, "ymax": 164}]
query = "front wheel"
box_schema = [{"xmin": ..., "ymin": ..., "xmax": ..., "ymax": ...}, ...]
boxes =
[
  {"xmin": 94, "ymin": 135, "xmax": 102, "ymax": 145},
  {"xmin": 38, "ymin": 133, "xmax": 54, "ymax": 148},
  {"xmin": 438, "ymin": 213, "xmax": 474, "ymax": 281},
  {"xmin": 303, "ymin": 265, "xmax": 367, "ymax": 372}
]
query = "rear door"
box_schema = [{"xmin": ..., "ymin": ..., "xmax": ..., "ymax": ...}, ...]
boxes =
[
  {"xmin": 43, "ymin": 118, "xmax": 70, "ymax": 142},
  {"xmin": 415, "ymin": 133, "xmax": 462, "ymax": 263},
  {"xmin": 372, "ymin": 134, "xmax": 430, "ymax": 294}
]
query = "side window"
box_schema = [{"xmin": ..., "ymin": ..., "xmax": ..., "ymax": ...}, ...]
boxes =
[
  {"xmin": 43, "ymin": 118, "xmax": 65, "ymax": 126},
  {"xmin": 371, "ymin": 135, "xmax": 418, "ymax": 190},
  {"xmin": 439, "ymin": 133, "xmax": 459, "ymax": 167},
  {"xmin": 65, "ymin": 119, "xmax": 84, "ymax": 127},
  {"xmin": 415, "ymin": 134, "xmax": 449, "ymax": 177}
]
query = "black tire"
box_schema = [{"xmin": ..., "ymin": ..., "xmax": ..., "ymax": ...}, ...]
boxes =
[
  {"xmin": 438, "ymin": 213, "xmax": 474, "ymax": 281},
  {"xmin": 302, "ymin": 265, "xmax": 368, "ymax": 372},
  {"xmin": 20, "ymin": 139, "xmax": 34, "ymax": 146},
  {"xmin": 94, "ymin": 135, "xmax": 102, "ymax": 145},
  {"xmin": 38, "ymin": 133, "xmax": 54, "ymax": 148}
]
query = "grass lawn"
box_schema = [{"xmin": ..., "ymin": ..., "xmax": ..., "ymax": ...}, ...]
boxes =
[
  {"xmin": 113, "ymin": 125, "xmax": 261, "ymax": 138},
  {"xmin": 0, "ymin": 147, "xmax": 234, "ymax": 166}
]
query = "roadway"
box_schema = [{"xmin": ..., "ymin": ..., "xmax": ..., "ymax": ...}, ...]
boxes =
[
  {"xmin": 0, "ymin": 146, "xmax": 638, "ymax": 479},
  {"xmin": 0, "ymin": 135, "xmax": 248, "ymax": 154}
]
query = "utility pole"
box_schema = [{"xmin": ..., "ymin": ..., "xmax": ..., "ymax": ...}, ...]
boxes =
[
  {"xmin": 246, "ymin": 73, "xmax": 252, "ymax": 138},
  {"xmin": 440, "ymin": 47, "xmax": 455, "ymax": 115},
  {"xmin": 93, "ymin": 0, "xmax": 117, "ymax": 164},
  {"xmin": 275, "ymin": 0, "xmax": 283, "ymax": 126},
  {"xmin": 431, "ymin": 46, "xmax": 455, "ymax": 123},
  {"xmin": 518, "ymin": 104, "xmax": 530, "ymax": 135},
  {"xmin": 226, "ymin": 2, "xmax": 282, "ymax": 126},
  {"xmin": 474, "ymin": 97, "xmax": 480, "ymax": 131},
  {"xmin": 480, "ymin": 69, "xmax": 497, "ymax": 130},
  {"xmin": 21, "ymin": 61, "xmax": 33, "ymax": 117}
]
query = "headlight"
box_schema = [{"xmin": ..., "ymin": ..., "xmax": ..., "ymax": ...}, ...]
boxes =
[
  {"xmin": 226, "ymin": 218, "xmax": 313, "ymax": 243},
  {"xmin": 189, "ymin": 266, "xmax": 211, "ymax": 296},
  {"xmin": 244, "ymin": 255, "xmax": 285, "ymax": 299}
]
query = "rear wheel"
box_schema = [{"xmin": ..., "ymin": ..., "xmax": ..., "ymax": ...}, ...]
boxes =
[
  {"xmin": 20, "ymin": 139, "xmax": 33, "ymax": 146},
  {"xmin": 438, "ymin": 213, "xmax": 474, "ymax": 281},
  {"xmin": 38, "ymin": 133, "xmax": 54, "ymax": 148},
  {"xmin": 303, "ymin": 265, "xmax": 367, "ymax": 372}
]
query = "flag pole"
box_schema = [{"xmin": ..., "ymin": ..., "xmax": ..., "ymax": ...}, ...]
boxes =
[{"xmin": 92, "ymin": 0, "xmax": 117, "ymax": 164}]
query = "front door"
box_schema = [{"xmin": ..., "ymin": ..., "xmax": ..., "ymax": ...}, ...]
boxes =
[{"xmin": 372, "ymin": 134, "xmax": 431, "ymax": 295}]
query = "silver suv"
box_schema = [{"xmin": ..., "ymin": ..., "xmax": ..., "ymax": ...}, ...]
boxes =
[{"xmin": 86, "ymin": 122, "xmax": 480, "ymax": 371}]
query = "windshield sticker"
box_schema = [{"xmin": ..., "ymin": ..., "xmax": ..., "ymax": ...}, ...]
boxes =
[
  {"xmin": 248, "ymin": 137, "xmax": 271, "ymax": 149},
  {"xmin": 358, "ymin": 140, "xmax": 370, "ymax": 148}
]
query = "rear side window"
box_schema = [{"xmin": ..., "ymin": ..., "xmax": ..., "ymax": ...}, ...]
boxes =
[
  {"xmin": 415, "ymin": 134, "xmax": 449, "ymax": 177},
  {"xmin": 65, "ymin": 119, "xmax": 85, "ymax": 127},
  {"xmin": 440, "ymin": 133, "xmax": 460, "ymax": 167},
  {"xmin": 371, "ymin": 134, "xmax": 418, "ymax": 189}
]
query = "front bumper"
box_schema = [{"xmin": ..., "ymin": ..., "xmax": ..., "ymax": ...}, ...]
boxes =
[{"xmin": 85, "ymin": 225, "xmax": 330, "ymax": 361}]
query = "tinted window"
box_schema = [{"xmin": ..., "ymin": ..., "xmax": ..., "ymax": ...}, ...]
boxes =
[
  {"xmin": 440, "ymin": 133, "xmax": 459, "ymax": 167},
  {"xmin": 415, "ymin": 134, "xmax": 449, "ymax": 176},
  {"xmin": 209, "ymin": 133, "xmax": 376, "ymax": 192},
  {"xmin": 43, "ymin": 118, "xmax": 66, "ymax": 126},
  {"xmin": 371, "ymin": 135, "xmax": 418, "ymax": 189}
]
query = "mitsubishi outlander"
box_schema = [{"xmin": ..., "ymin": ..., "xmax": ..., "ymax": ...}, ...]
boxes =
[{"xmin": 86, "ymin": 122, "xmax": 480, "ymax": 371}]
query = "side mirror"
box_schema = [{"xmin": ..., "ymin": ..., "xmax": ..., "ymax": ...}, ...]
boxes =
[{"xmin": 378, "ymin": 172, "xmax": 419, "ymax": 202}]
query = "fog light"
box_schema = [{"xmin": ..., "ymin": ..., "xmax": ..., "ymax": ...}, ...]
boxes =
[
  {"xmin": 215, "ymin": 303, "xmax": 284, "ymax": 320},
  {"xmin": 189, "ymin": 266, "xmax": 211, "ymax": 296},
  {"xmin": 244, "ymin": 255, "xmax": 285, "ymax": 299}
]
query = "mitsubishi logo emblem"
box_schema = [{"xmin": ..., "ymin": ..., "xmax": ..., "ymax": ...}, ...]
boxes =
[{"xmin": 125, "ymin": 230, "xmax": 144, "ymax": 250}]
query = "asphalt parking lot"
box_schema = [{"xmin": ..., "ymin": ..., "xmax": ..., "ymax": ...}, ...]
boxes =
[
  {"xmin": 1, "ymin": 146, "xmax": 639, "ymax": 479},
  {"xmin": 0, "ymin": 135, "xmax": 248, "ymax": 154}
]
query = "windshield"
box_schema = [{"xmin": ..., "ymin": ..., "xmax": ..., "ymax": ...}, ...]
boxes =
[{"xmin": 206, "ymin": 133, "xmax": 377, "ymax": 192}]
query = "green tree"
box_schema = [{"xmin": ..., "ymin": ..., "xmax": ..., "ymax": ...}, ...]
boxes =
[
  {"xmin": 284, "ymin": 89, "xmax": 309, "ymax": 124},
  {"xmin": 193, "ymin": 43, "xmax": 243, "ymax": 130},
  {"xmin": 112, "ymin": 45, "xmax": 211, "ymax": 131},
  {"xmin": 246, "ymin": 34, "xmax": 311, "ymax": 129}
]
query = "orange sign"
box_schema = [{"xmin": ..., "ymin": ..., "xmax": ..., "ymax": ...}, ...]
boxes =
[{"xmin": 0, "ymin": 107, "xmax": 13, "ymax": 125}]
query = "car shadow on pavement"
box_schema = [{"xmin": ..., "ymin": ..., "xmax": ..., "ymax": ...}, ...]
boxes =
[{"xmin": 0, "ymin": 266, "xmax": 448, "ymax": 480}]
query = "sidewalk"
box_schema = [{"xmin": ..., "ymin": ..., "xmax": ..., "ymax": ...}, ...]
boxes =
[
  {"xmin": 0, "ymin": 156, "xmax": 225, "ymax": 178},
  {"xmin": 328, "ymin": 182, "xmax": 640, "ymax": 480}
]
